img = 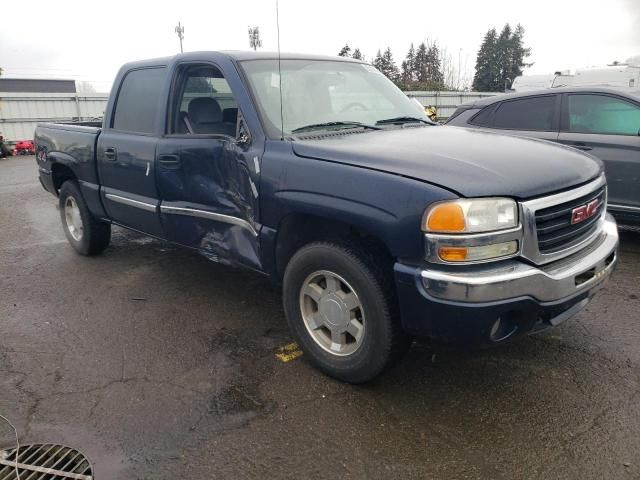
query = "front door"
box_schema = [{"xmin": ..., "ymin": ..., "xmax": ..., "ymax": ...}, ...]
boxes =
[
  {"xmin": 557, "ymin": 93, "xmax": 640, "ymax": 210},
  {"xmin": 97, "ymin": 67, "xmax": 168, "ymax": 237},
  {"xmin": 155, "ymin": 63, "xmax": 263, "ymax": 269}
]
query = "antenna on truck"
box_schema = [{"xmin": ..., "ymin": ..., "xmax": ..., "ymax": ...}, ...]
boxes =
[{"xmin": 276, "ymin": 0, "xmax": 285, "ymax": 141}]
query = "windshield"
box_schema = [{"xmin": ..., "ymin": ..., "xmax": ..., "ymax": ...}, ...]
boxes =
[{"xmin": 240, "ymin": 59, "xmax": 429, "ymax": 137}]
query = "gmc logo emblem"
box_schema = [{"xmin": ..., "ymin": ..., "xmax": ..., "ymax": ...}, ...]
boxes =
[{"xmin": 571, "ymin": 199, "xmax": 600, "ymax": 224}]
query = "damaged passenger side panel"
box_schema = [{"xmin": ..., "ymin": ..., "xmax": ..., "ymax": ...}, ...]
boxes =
[{"xmin": 156, "ymin": 137, "xmax": 262, "ymax": 270}]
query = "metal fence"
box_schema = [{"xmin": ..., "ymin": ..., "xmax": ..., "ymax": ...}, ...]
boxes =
[
  {"xmin": 405, "ymin": 91, "xmax": 500, "ymax": 120},
  {"xmin": 0, "ymin": 90, "xmax": 500, "ymax": 143},
  {"xmin": 0, "ymin": 92, "xmax": 109, "ymax": 143}
]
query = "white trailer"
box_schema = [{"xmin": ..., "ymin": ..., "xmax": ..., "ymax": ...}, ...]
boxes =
[
  {"xmin": 511, "ymin": 72, "xmax": 573, "ymax": 92},
  {"xmin": 572, "ymin": 65, "xmax": 640, "ymax": 90}
]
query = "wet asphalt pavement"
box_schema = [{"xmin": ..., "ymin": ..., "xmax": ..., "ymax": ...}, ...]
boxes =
[{"xmin": 1, "ymin": 155, "xmax": 639, "ymax": 479}]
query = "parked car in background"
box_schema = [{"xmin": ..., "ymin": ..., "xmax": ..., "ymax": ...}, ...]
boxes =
[
  {"xmin": 14, "ymin": 140, "xmax": 35, "ymax": 155},
  {"xmin": 446, "ymin": 87, "xmax": 640, "ymax": 225}
]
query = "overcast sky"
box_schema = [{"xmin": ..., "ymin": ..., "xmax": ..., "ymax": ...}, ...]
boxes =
[{"xmin": 1, "ymin": 0, "xmax": 639, "ymax": 92}]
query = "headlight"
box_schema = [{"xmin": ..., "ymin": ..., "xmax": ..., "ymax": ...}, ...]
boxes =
[
  {"xmin": 423, "ymin": 198, "xmax": 521, "ymax": 263},
  {"xmin": 423, "ymin": 198, "xmax": 518, "ymax": 233}
]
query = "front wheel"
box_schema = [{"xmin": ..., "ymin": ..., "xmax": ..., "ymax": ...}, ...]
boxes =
[
  {"xmin": 283, "ymin": 241, "xmax": 411, "ymax": 383},
  {"xmin": 59, "ymin": 180, "xmax": 111, "ymax": 256}
]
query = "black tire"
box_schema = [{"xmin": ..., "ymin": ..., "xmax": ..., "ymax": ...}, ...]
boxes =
[
  {"xmin": 59, "ymin": 180, "xmax": 111, "ymax": 256},
  {"xmin": 283, "ymin": 241, "xmax": 411, "ymax": 383}
]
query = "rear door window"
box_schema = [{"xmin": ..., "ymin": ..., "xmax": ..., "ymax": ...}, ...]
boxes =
[
  {"xmin": 567, "ymin": 94, "xmax": 640, "ymax": 136},
  {"xmin": 491, "ymin": 95, "xmax": 557, "ymax": 131},
  {"xmin": 112, "ymin": 67, "xmax": 167, "ymax": 134}
]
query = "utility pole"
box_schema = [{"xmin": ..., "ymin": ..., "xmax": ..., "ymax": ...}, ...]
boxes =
[
  {"xmin": 248, "ymin": 26, "xmax": 262, "ymax": 51},
  {"xmin": 175, "ymin": 22, "xmax": 185, "ymax": 53}
]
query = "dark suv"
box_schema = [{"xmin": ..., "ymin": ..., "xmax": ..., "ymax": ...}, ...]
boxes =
[{"xmin": 446, "ymin": 87, "xmax": 640, "ymax": 224}]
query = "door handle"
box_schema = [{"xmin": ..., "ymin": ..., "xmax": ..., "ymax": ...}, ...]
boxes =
[
  {"xmin": 158, "ymin": 154, "xmax": 181, "ymax": 168},
  {"xmin": 572, "ymin": 142, "xmax": 592, "ymax": 151},
  {"xmin": 104, "ymin": 147, "xmax": 117, "ymax": 160}
]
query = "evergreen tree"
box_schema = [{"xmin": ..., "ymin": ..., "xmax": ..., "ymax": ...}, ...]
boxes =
[
  {"xmin": 472, "ymin": 24, "xmax": 531, "ymax": 91},
  {"xmin": 495, "ymin": 24, "xmax": 513, "ymax": 90},
  {"xmin": 372, "ymin": 49, "xmax": 384, "ymax": 72},
  {"xmin": 425, "ymin": 42, "xmax": 444, "ymax": 89},
  {"xmin": 381, "ymin": 48, "xmax": 400, "ymax": 82},
  {"xmin": 472, "ymin": 28, "xmax": 500, "ymax": 91},
  {"xmin": 507, "ymin": 24, "xmax": 532, "ymax": 85},
  {"xmin": 338, "ymin": 44, "xmax": 352, "ymax": 57},
  {"xmin": 401, "ymin": 43, "xmax": 416, "ymax": 84},
  {"xmin": 373, "ymin": 48, "xmax": 400, "ymax": 83},
  {"xmin": 352, "ymin": 48, "xmax": 364, "ymax": 60},
  {"xmin": 414, "ymin": 42, "xmax": 428, "ymax": 82}
]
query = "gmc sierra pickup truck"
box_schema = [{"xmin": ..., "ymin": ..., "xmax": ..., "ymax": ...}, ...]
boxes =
[{"xmin": 35, "ymin": 52, "xmax": 619, "ymax": 383}]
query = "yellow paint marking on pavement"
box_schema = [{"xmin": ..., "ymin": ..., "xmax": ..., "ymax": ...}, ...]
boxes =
[{"xmin": 275, "ymin": 342, "xmax": 303, "ymax": 362}]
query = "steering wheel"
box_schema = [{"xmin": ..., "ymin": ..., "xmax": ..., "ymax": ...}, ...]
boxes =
[{"xmin": 340, "ymin": 102, "xmax": 368, "ymax": 113}]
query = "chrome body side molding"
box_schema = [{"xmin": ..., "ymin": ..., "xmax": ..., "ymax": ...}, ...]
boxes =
[
  {"xmin": 105, "ymin": 193, "xmax": 157, "ymax": 212},
  {"xmin": 160, "ymin": 205, "xmax": 258, "ymax": 236}
]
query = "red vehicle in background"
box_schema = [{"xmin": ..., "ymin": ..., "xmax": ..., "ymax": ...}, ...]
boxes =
[{"xmin": 14, "ymin": 140, "xmax": 35, "ymax": 155}]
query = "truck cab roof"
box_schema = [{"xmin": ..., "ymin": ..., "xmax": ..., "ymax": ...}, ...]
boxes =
[{"xmin": 119, "ymin": 51, "xmax": 365, "ymax": 71}]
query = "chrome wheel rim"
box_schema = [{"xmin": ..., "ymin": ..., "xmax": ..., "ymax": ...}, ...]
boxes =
[
  {"xmin": 64, "ymin": 196, "xmax": 83, "ymax": 241},
  {"xmin": 299, "ymin": 270, "xmax": 365, "ymax": 356}
]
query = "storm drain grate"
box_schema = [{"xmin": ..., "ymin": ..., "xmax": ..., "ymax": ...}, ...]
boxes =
[{"xmin": 0, "ymin": 444, "xmax": 92, "ymax": 480}]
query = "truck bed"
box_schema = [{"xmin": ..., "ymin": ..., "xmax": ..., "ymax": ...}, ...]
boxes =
[{"xmin": 34, "ymin": 122, "xmax": 102, "ymax": 197}]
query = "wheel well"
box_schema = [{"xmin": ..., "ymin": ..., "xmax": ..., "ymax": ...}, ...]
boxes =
[
  {"xmin": 51, "ymin": 164, "xmax": 76, "ymax": 194},
  {"xmin": 274, "ymin": 214, "xmax": 395, "ymax": 279}
]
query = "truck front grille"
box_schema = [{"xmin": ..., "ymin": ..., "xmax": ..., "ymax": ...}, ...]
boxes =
[{"xmin": 535, "ymin": 186, "xmax": 606, "ymax": 254}]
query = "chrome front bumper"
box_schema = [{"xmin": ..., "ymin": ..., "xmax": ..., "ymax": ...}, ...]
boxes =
[{"xmin": 420, "ymin": 214, "xmax": 618, "ymax": 304}]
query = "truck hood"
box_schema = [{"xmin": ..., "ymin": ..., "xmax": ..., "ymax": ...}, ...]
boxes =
[{"xmin": 291, "ymin": 126, "xmax": 603, "ymax": 199}]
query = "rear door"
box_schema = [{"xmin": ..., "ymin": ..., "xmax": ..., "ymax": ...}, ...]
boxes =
[
  {"xmin": 557, "ymin": 93, "xmax": 640, "ymax": 210},
  {"xmin": 482, "ymin": 94, "xmax": 561, "ymax": 142},
  {"xmin": 97, "ymin": 67, "xmax": 167, "ymax": 237},
  {"xmin": 155, "ymin": 62, "xmax": 263, "ymax": 269}
]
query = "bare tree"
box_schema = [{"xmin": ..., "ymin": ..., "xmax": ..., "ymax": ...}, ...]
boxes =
[{"xmin": 76, "ymin": 81, "xmax": 97, "ymax": 94}]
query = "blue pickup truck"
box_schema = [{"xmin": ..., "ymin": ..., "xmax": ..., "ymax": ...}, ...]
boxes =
[{"xmin": 35, "ymin": 52, "xmax": 619, "ymax": 383}]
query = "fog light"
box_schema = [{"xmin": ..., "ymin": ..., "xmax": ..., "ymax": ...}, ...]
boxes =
[{"xmin": 438, "ymin": 241, "xmax": 518, "ymax": 262}]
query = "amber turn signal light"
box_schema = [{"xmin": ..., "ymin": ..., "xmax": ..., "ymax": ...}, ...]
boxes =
[
  {"xmin": 438, "ymin": 241, "xmax": 518, "ymax": 263},
  {"xmin": 438, "ymin": 247, "xmax": 468, "ymax": 261},
  {"xmin": 426, "ymin": 203, "xmax": 465, "ymax": 232}
]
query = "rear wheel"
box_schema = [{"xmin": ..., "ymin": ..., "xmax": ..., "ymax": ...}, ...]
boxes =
[
  {"xmin": 283, "ymin": 241, "xmax": 411, "ymax": 383},
  {"xmin": 59, "ymin": 181, "xmax": 111, "ymax": 256}
]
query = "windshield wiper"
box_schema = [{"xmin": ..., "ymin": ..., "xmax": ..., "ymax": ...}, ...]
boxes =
[
  {"xmin": 291, "ymin": 121, "xmax": 381, "ymax": 134},
  {"xmin": 375, "ymin": 116, "xmax": 432, "ymax": 125}
]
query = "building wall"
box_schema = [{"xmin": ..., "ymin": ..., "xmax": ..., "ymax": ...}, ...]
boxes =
[
  {"xmin": 0, "ymin": 92, "xmax": 108, "ymax": 142},
  {"xmin": 0, "ymin": 78, "xmax": 76, "ymax": 93}
]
